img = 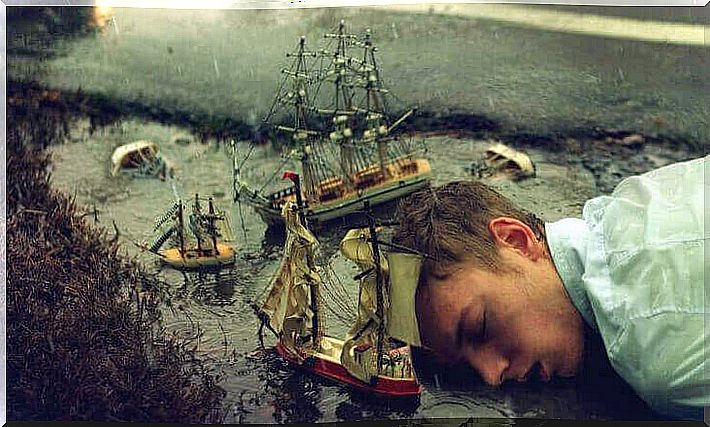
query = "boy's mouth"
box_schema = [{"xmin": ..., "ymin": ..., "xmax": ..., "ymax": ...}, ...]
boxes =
[{"xmin": 520, "ymin": 362, "xmax": 551, "ymax": 382}]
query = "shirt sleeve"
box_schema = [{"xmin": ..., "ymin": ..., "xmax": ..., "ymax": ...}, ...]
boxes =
[
  {"xmin": 582, "ymin": 155, "xmax": 708, "ymax": 420},
  {"xmin": 608, "ymin": 312, "xmax": 708, "ymax": 420}
]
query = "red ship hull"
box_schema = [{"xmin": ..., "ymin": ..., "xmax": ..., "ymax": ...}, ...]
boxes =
[{"xmin": 275, "ymin": 342, "xmax": 422, "ymax": 397}]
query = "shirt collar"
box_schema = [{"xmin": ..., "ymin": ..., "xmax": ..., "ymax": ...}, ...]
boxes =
[{"xmin": 545, "ymin": 218, "xmax": 598, "ymax": 331}]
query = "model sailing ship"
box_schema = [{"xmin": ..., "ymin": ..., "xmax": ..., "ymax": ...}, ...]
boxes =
[
  {"xmin": 233, "ymin": 20, "xmax": 431, "ymax": 227},
  {"xmin": 254, "ymin": 173, "xmax": 424, "ymax": 396},
  {"xmin": 142, "ymin": 194, "xmax": 236, "ymax": 269}
]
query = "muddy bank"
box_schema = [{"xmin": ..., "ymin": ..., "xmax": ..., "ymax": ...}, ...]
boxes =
[
  {"xmin": 11, "ymin": 77, "xmax": 707, "ymax": 158},
  {"xmin": 11, "ymin": 77, "xmax": 704, "ymax": 203},
  {"xmin": 6, "ymin": 91, "xmax": 225, "ymax": 422}
]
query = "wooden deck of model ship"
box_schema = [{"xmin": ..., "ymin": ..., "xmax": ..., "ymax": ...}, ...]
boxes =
[
  {"xmin": 139, "ymin": 194, "xmax": 236, "ymax": 270},
  {"xmin": 258, "ymin": 158, "xmax": 431, "ymax": 226}
]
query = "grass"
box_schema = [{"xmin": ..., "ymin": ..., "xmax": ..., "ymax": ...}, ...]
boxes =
[{"xmin": 6, "ymin": 80, "xmax": 226, "ymax": 422}]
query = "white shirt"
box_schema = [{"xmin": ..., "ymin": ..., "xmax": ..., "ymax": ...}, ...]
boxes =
[{"xmin": 546, "ymin": 155, "xmax": 708, "ymax": 420}]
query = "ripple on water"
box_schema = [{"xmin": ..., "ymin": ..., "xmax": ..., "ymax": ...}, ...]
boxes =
[{"xmin": 420, "ymin": 390, "xmax": 516, "ymax": 419}]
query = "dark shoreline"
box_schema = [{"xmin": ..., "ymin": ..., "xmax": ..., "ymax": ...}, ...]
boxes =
[
  {"xmin": 9, "ymin": 77, "xmax": 705, "ymax": 199},
  {"xmin": 10, "ymin": 78, "xmax": 707, "ymax": 156}
]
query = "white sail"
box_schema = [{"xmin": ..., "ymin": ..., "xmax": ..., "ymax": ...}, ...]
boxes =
[
  {"xmin": 260, "ymin": 203, "xmax": 321, "ymax": 337},
  {"xmin": 339, "ymin": 228, "xmax": 389, "ymax": 337},
  {"xmin": 338, "ymin": 227, "xmax": 391, "ymax": 381},
  {"xmin": 384, "ymin": 252, "xmax": 423, "ymax": 347}
]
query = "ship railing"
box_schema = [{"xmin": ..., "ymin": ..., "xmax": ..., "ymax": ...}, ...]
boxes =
[
  {"xmin": 316, "ymin": 176, "xmax": 347, "ymax": 202},
  {"xmin": 352, "ymin": 165, "xmax": 386, "ymax": 190},
  {"xmin": 267, "ymin": 185, "xmax": 311, "ymax": 210}
]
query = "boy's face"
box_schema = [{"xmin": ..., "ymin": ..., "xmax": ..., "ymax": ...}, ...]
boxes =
[{"xmin": 415, "ymin": 255, "xmax": 585, "ymax": 385}]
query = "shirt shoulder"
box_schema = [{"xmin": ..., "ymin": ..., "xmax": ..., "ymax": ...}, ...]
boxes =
[
  {"xmin": 580, "ymin": 156, "xmax": 708, "ymax": 419},
  {"xmin": 582, "ymin": 156, "xmax": 706, "ymax": 319}
]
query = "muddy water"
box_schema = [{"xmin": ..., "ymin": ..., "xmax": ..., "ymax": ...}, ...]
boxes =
[{"xmin": 49, "ymin": 119, "xmax": 663, "ymax": 422}]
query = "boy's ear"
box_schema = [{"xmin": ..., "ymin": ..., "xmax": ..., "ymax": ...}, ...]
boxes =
[{"xmin": 488, "ymin": 217, "xmax": 544, "ymax": 260}]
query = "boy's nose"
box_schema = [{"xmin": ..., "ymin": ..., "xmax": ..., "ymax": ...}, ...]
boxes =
[{"xmin": 464, "ymin": 348, "xmax": 509, "ymax": 386}]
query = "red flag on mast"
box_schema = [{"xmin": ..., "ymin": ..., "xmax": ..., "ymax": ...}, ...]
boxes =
[{"xmin": 282, "ymin": 171, "xmax": 300, "ymax": 183}]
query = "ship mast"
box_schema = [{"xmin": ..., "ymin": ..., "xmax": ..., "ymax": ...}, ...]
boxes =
[
  {"xmin": 364, "ymin": 200, "xmax": 386, "ymax": 373},
  {"xmin": 176, "ymin": 200, "xmax": 186, "ymax": 257},
  {"xmin": 322, "ymin": 20, "xmax": 359, "ymax": 179},
  {"xmin": 193, "ymin": 194, "xmax": 203, "ymax": 254},
  {"xmin": 359, "ymin": 28, "xmax": 390, "ymax": 179},
  {"xmin": 267, "ymin": 36, "xmax": 320, "ymax": 205},
  {"xmin": 207, "ymin": 197, "xmax": 219, "ymax": 255}
]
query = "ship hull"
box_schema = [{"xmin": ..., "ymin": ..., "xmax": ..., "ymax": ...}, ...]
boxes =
[
  {"xmin": 159, "ymin": 243, "xmax": 236, "ymax": 269},
  {"xmin": 255, "ymin": 169, "xmax": 431, "ymax": 228},
  {"xmin": 275, "ymin": 340, "xmax": 422, "ymax": 398}
]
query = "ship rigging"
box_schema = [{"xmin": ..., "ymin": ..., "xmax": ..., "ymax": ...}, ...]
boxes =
[{"xmin": 233, "ymin": 20, "xmax": 432, "ymax": 227}]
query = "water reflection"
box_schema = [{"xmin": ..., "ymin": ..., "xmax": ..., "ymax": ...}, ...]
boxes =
[
  {"xmin": 410, "ymin": 331, "xmax": 659, "ymax": 420},
  {"xmin": 271, "ymin": 371, "xmax": 323, "ymax": 424},
  {"xmin": 241, "ymin": 348, "xmax": 323, "ymax": 424},
  {"xmin": 173, "ymin": 267, "xmax": 238, "ymax": 307},
  {"xmin": 335, "ymin": 390, "xmax": 420, "ymax": 422},
  {"xmin": 254, "ymin": 227, "xmax": 285, "ymax": 261}
]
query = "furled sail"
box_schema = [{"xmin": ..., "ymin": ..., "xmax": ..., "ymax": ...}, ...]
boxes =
[
  {"xmin": 148, "ymin": 226, "xmax": 176, "ymax": 253},
  {"xmin": 259, "ymin": 203, "xmax": 322, "ymax": 340}
]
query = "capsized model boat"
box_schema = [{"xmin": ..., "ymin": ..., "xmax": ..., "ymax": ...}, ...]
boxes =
[
  {"xmin": 141, "ymin": 194, "xmax": 236, "ymax": 269},
  {"xmin": 233, "ymin": 20, "xmax": 431, "ymax": 228},
  {"xmin": 254, "ymin": 176, "xmax": 425, "ymax": 397},
  {"xmin": 111, "ymin": 140, "xmax": 174, "ymax": 180},
  {"xmin": 472, "ymin": 143, "xmax": 535, "ymax": 181}
]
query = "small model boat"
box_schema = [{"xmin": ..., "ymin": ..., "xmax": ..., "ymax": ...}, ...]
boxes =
[
  {"xmin": 233, "ymin": 20, "xmax": 431, "ymax": 228},
  {"xmin": 471, "ymin": 142, "xmax": 535, "ymax": 181},
  {"xmin": 111, "ymin": 140, "xmax": 174, "ymax": 180},
  {"xmin": 254, "ymin": 173, "xmax": 424, "ymax": 397},
  {"xmin": 142, "ymin": 194, "xmax": 236, "ymax": 269}
]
